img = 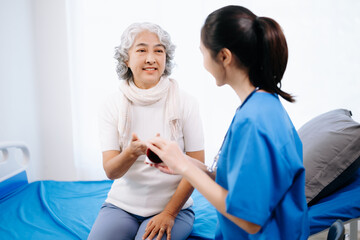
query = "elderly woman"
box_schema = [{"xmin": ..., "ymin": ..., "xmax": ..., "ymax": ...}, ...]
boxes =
[{"xmin": 88, "ymin": 23, "xmax": 204, "ymax": 240}]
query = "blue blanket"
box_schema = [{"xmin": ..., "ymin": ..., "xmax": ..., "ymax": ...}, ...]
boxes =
[
  {"xmin": 1, "ymin": 169, "xmax": 359, "ymax": 239},
  {"xmin": 0, "ymin": 179, "xmax": 217, "ymax": 240},
  {"xmin": 0, "ymin": 180, "xmax": 110, "ymax": 239}
]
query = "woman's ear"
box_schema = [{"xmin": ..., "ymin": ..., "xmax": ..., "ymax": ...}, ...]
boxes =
[{"xmin": 217, "ymin": 48, "xmax": 232, "ymax": 67}]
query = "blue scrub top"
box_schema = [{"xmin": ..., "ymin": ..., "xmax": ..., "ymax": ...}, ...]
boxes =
[{"xmin": 215, "ymin": 92, "xmax": 309, "ymax": 240}]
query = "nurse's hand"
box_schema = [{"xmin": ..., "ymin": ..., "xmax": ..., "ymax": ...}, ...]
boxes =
[
  {"xmin": 153, "ymin": 163, "xmax": 178, "ymax": 175},
  {"xmin": 147, "ymin": 137, "xmax": 189, "ymax": 175}
]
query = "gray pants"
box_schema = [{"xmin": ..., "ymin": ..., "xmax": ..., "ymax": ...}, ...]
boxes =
[{"xmin": 88, "ymin": 202, "xmax": 195, "ymax": 240}]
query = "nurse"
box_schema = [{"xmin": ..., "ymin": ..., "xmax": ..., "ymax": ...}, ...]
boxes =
[{"xmin": 147, "ymin": 5, "xmax": 309, "ymax": 240}]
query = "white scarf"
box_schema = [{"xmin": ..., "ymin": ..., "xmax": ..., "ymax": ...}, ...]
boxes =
[{"xmin": 118, "ymin": 76, "xmax": 182, "ymax": 151}]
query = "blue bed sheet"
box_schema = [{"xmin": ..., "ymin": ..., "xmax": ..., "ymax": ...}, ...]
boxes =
[
  {"xmin": 0, "ymin": 179, "xmax": 217, "ymax": 240},
  {"xmin": 1, "ymin": 169, "xmax": 359, "ymax": 239},
  {"xmin": 0, "ymin": 180, "xmax": 111, "ymax": 240},
  {"xmin": 188, "ymin": 190, "xmax": 217, "ymax": 240}
]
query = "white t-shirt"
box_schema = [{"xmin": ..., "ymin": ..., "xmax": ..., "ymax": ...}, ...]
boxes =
[{"xmin": 99, "ymin": 89, "xmax": 204, "ymax": 217}]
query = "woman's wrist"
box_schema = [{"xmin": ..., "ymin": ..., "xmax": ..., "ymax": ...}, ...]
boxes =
[
  {"xmin": 124, "ymin": 146, "xmax": 139, "ymax": 161},
  {"xmin": 162, "ymin": 208, "xmax": 178, "ymax": 218}
]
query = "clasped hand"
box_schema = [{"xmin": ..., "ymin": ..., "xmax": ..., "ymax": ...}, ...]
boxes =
[
  {"xmin": 128, "ymin": 133, "xmax": 188, "ymax": 175},
  {"xmin": 128, "ymin": 133, "xmax": 148, "ymax": 158}
]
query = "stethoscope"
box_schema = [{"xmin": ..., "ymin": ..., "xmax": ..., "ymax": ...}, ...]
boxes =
[{"xmin": 207, "ymin": 87, "xmax": 259, "ymax": 173}]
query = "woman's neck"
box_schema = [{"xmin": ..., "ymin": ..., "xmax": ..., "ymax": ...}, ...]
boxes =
[{"xmin": 227, "ymin": 68, "xmax": 256, "ymax": 103}]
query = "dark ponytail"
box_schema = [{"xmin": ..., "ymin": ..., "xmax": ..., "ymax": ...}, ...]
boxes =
[
  {"xmin": 252, "ymin": 17, "xmax": 294, "ymax": 102},
  {"xmin": 201, "ymin": 5, "xmax": 295, "ymax": 102}
]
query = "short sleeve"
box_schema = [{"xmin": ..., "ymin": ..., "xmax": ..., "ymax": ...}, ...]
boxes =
[
  {"xmin": 221, "ymin": 120, "xmax": 296, "ymax": 226},
  {"xmin": 181, "ymin": 92, "xmax": 204, "ymax": 152},
  {"xmin": 98, "ymin": 93, "xmax": 121, "ymax": 151}
]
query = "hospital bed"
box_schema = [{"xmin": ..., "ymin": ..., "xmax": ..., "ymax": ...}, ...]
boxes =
[{"xmin": 0, "ymin": 142, "xmax": 359, "ymax": 240}]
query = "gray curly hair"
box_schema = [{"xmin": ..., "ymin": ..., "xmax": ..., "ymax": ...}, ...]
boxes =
[{"xmin": 114, "ymin": 22, "xmax": 176, "ymax": 81}]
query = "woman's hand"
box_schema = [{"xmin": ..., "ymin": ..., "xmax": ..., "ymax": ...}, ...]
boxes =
[
  {"xmin": 127, "ymin": 133, "xmax": 147, "ymax": 158},
  {"xmin": 147, "ymin": 137, "xmax": 189, "ymax": 175},
  {"xmin": 142, "ymin": 211, "xmax": 175, "ymax": 240},
  {"xmin": 102, "ymin": 133, "xmax": 147, "ymax": 179}
]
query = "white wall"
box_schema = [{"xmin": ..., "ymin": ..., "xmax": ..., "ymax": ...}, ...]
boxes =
[
  {"xmin": 270, "ymin": 1, "xmax": 360, "ymax": 127},
  {"xmin": 0, "ymin": 0, "xmax": 41, "ymax": 181},
  {"xmin": 32, "ymin": 0, "xmax": 77, "ymax": 180},
  {"xmin": 1, "ymin": 0, "xmax": 359, "ymax": 181},
  {"xmin": 69, "ymin": 0, "xmax": 360, "ymax": 178},
  {"xmin": 0, "ymin": 0, "xmax": 77, "ymax": 181}
]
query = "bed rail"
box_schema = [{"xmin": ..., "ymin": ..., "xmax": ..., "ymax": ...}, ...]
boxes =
[
  {"xmin": 0, "ymin": 142, "xmax": 30, "ymax": 182},
  {"xmin": 346, "ymin": 218, "xmax": 359, "ymax": 240}
]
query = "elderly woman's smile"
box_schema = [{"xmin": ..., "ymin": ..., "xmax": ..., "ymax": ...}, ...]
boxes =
[{"xmin": 126, "ymin": 30, "xmax": 166, "ymax": 89}]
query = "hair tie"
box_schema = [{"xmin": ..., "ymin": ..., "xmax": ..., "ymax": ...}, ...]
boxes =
[
  {"xmin": 252, "ymin": 16, "xmax": 261, "ymax": 32},
  {"xmin": 253, "ymin": 16, "xmax": 261, "ymax": 28}
]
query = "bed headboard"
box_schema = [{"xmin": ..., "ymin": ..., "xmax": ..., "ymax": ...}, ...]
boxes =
[{"xmin": 0, "ymin": 142, "xmax": 30, "ymax": 198}]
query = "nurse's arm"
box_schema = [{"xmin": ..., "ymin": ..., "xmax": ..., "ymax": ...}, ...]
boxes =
[
  {"xmin": 185, "ymin": 155, "xmax": 216, "ymax": 180},
  {"xmin": 182, "ymin": 161, "xmax": 261, "ymax": 234},
  {"xmin": 155, "ymin": 154, "xmax": 216, "ymax": 180}
]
